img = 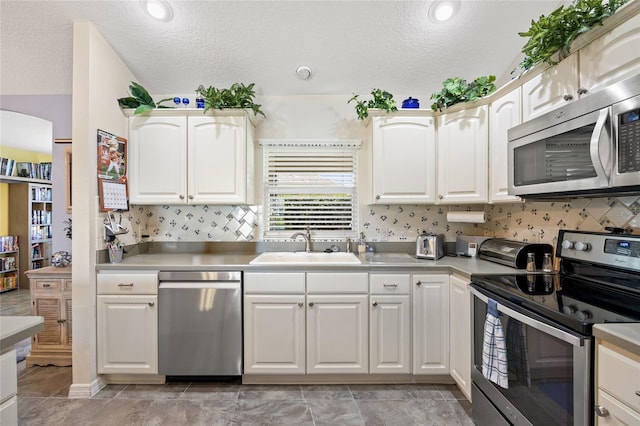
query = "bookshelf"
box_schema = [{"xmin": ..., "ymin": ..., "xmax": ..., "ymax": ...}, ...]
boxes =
[
  {"xmin": 9, "ymin": 183, "xmax": 52, "ymax": 288},
  {"xmin": 0, "ymin": 235, "xmax": 19, "ymax": 293}
]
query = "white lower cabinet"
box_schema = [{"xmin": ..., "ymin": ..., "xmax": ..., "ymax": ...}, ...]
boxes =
[
  {"xmin": 0, "ymin": 349, "xmax": 17, "ymax": 426},
  {"xmin": 96, "ymin": 272, "xmax": 158, "ymax": 375},
  {"xmin": 370, "ymin": 273, "xmax": 411, "ymax": 374},
  {"xmin": 449, "ymin": 275, "xmax": 472, "ymax": 400},
  {"xmin": 412, "ymin": 274, "xmax": 450, "ymax": 375}
]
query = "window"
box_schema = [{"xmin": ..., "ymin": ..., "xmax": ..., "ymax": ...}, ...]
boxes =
[{"xmin": 261, "ymin": 140, "xmax": 360, "ymax": 239}]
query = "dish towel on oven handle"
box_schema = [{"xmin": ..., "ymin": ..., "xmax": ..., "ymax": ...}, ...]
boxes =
[{"xmin": 482, "ymin": 298, "xmax": 509, "ymax": 389}]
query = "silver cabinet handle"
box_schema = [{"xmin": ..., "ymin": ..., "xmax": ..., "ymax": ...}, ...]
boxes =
[
  {"xmin": 298, "ymin": 302, "xmax": 303, "ymax": 307},
  {"xmin": 594, "ymin": 405, "xmax": 609, "ymax": 417},
  {"xmin": 438, "ymin": 195, "xmax": 443, "ymax": 199},
  {"xmin": 148, "ymin": 302, "xmax": 154, "ymax": 307},
  {"xmin": 563, "ymin": 94, "xmax": 574, "ymax": 101},
  {"xmin": 179, "ymin": 195, "xmax": 185, "ymax": 200},
  {"xmin": 372, "ymin": 301, "xmax": 378, "ymax": 307},
  {"xmin": 383, "ymin": 283, "xmax": 398, "ymax": 287},
  {"xmin": 118, "ymin": 283, "xmax": 134, "ymax": 287},
  {"xmin": 188, "ymin": 195, "xmax": 194, "ymax": 200},
  {"xmin": 308, "ymin": 302, "xmax": 314, "ymax": 307},
  {"xmin": 416, "ymin": 281, "xmax": 422, "ymax": 286},
  {"xmin": 577, "ymin": 87, "xmax": 588, "ymax": 95},
  {"xmin": 375, "ymin": 195, "xmax": 380, "ymax": 200}
]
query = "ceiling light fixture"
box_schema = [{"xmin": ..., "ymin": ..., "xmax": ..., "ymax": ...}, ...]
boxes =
[
  {"xmin": 296, "ymin": 66, "xmax": 312, "ymax": 80},
  {"xmin": 141, "ymin": 0, "xmax": 174, "ymax": 22},
  {"xmin": 428, "ymin": 0, "xmax": 460, "ymax": 23}
]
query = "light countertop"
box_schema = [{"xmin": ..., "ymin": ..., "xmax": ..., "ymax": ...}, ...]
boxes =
[
  {"xmin": 594, "ymin": 323, "xmax": 640, "ymax": 355},
  {"xmin": 96, "ymin": 252, "xmax": 517, "ymax": 278},
  {"xmin": 0, "ymin": 316, "xmax": 44, "ymax": 353}
]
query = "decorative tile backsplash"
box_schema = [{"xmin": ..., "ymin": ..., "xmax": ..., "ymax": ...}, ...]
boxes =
[{"xmin": 117, "ymin": 195, "xmax": 640, "ymax": 247}]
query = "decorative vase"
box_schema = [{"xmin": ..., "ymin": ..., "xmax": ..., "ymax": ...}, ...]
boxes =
[{"xmin": 51, "ymin": 251, "xmax": 71, "ymax": 268}]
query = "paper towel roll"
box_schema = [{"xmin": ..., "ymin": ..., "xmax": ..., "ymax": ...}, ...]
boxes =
[{"xmin": 446, "ymin": 211, "xmax": 486, "ymax": 223}]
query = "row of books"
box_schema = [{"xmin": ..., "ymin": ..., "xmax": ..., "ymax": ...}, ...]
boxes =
[
  {"xmin": 0, "ymin": 157, "xmax": 52, "ymax": 181},
  {"xmin": 31, "ymin": 226, "xmax": 52, "ymax": 241},
  {"xmin": 32, "ymin": 186, "xmax": 52, "ymax": 201},
  {"xmin": 32, "ymin": 210, "xmax": 52, "ymax": 225},
  {"xmin": 2, "ymin": 276, "xmax": 18, "ymax": 290},
  {"xmin": 0, "ymin": 256, "xmax": 17, "ymax": 271},
  {"xmin": 0, "ymin": 236, "xmax": 18, "ymax": 253}
]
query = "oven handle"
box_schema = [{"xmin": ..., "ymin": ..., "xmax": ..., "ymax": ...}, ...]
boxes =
[{"xmin": 470, "ymin": 286, "xmax": 584, "ymax": 347}]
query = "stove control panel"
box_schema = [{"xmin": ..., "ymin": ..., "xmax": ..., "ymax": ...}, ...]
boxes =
[{"xmin": 559, "ymin": 231, "xmax": 640, "ymax": 272}]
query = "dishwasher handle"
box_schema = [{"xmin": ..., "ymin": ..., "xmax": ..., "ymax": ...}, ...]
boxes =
[
  {"xmin": 158, "ymin": 271, "xmax": 241, "ymax": 282},
  {"xmin": 159, "ymin": 282, "xmax": 240, "ymax": 290}
]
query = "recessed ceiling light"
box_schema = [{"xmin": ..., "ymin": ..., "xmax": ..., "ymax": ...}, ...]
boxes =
[
  {"xmin": 296, "ymin": 66, "xmax": 312, "ymax": 80},
  {"xmin": 428, "ymin": 0, "xmax": 460, "ymax": 23},
  {"xmin": 141, "ymin": 0, "xmax": 174, "ymax": 22}
]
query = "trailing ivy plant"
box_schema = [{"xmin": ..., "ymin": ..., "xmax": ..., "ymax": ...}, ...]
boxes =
[
  {"xmin": 516, "ymin": 0, "xmax": 629, "ymax": 73},
  {"xmin": 117, "ymin": 82, "xmax": 173, "ymax": 115},
  {"xmin": 195, "ymin": 83, "xmax": 265, "ymax": 117},
  {"xmin": 348, "ymin": 89, "xmax": 398, "ymax": 120},
  {"xmin": 430, "ymin": 75, "xmax": 497, "ymax": 112}
]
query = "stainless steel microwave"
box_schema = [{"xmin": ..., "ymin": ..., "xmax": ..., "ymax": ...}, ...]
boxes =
[{"xmin": 508, "ymin": 73, "xmax": 640, "ymax": 198}]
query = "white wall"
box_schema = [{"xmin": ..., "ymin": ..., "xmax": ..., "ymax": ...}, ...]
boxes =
[{"xmin": 70, "ymin": 22, "xmax": 135, "ymax": 397}]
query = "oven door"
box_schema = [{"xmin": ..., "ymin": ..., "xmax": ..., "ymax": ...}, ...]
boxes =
[{"xmin": 470, "ymin": 285, "xmax": 591, "ymax": 426}]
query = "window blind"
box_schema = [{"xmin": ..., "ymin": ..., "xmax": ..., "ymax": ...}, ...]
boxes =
[{"xmin": 263, "ymin": 146, "xmax": 358, "ymax": 238}]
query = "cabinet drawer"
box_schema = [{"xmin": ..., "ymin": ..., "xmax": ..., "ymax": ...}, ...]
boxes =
[
  {"xmin": 598, "ymin": 343, "xmax": 640, "ymax": 413},
  {"xmin": 370, "ymin": 274, "xmax": 410, "ymax": 294},
  {"xmin": 33, "ymin": 280, "xmax": 61, "ymax": 290},
  {"xmin": 0, "ymin": 349, "xmax": 17, "ymax": 403},
  {"xmin": 244, "ymin": 273, "xmax": 305, "ymax": 294},
  {"xmin": 97, "ymin": 272, "xmax": 158, "ymax": 295},
  {"xmin": 307, "ymin": 273, "xmax": 368, "ymax": 293}
]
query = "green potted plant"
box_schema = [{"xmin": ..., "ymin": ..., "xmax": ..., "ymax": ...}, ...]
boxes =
[
  {"xmin": 515, "ymin": 0, "xmax": 629, "ymax": 73},
  {"xmin": 117, "ymin": 82, "xmax": 174, "ymax": 115},
  {"xmin": 195, "ymin": 82, "xmax": 265, "ymax": 117},
  {"xmin": 348, "ymin": 88, "xmax": 398, "ymax": 120},
  {"xmin": 430, "ymin": 75, "xmax": 497, "ymax": 112}
]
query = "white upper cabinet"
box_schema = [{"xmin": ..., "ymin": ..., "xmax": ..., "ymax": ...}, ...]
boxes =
[
  {"xmin": 437, "ymin": 105, "xmax": 488, "ymax": 204},
  {"xmin": 522, "ymin": 53, "xmax": 580, "ymax": 122},
  {"xmin": 370, "ymin": 114, "xmax": 437, "ymax": 204},
  {"xmin": 579, "ymin": 13, "xmax": 640, "ymax": 96},
  {"xmin": 489, "ymin": 87, "xmax": 522, "ymax": 203},
  {"xmin": 128, "ymin": 111, "xmax": 255, "ymax": 205}
]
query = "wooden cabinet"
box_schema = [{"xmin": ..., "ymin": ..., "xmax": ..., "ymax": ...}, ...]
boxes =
[
  {"xmin": 369, "ymin": 273, "xmax": 411, "ymax": 374},
  {"xmin": 0, "ymin": 236, "xmax": 19, "ymax": 293},
  {"xmin": 0, "ymin": 349, "xmax": 18, "ymax": 425},
  {"xmin": 244, "ymin": 273, "xmax": 306, "ymax": 375},
  {"xmin": 96, "ymin": 271, "xmax": 158, "ymax": 375},
  {"xmin": 449, "ymin": 274, "xmax": 472, "ymax": 400},
  {"xmin": 579, "ymin": 13, "xmax": 640, "ymax": 97},
  {"xmin": 306, "ymin": 272, "xmax": 369, "ymax": 374},
  {"xmin": 412, "ymin": 273, "xmax": 449, "ymax": 375},
  {"xmin": 595, "ymin": 340, "xmax": 640, "ymax": 425},
  {"xmin": 437, "ymin": 106, "xmax": 488, "ymax": 204},
  {"xmin": 128, "ymin": 111, "xmax": 255, "ymax": 205},
  {"xmin": 489, "ymin": 87, "xmax": 521, "ymax": 204},
  {"xmin": 9, "ymin": 183, "xmax": 52, "ymax": 287},
  {"xmin": 25, "ymin": 266, "xmax": 72, "ymax": 367},
  {"xmin": 369, "ymin": 114, "xmax": 437, "ymax": 204}
]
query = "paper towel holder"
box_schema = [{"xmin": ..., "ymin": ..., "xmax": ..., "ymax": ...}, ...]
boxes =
[{"xmin": 446, "ymin": 208, "xmax": 486, "ymax": 223}]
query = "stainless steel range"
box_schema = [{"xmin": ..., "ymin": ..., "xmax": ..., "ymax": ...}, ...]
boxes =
[{"xmin": 470, "ymin": 230, "xmax": 640, "ymax": 425}]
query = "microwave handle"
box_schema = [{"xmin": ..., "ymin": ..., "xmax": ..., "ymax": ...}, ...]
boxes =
[{"xmin": 590, "ymin": 108, "xmax": 610, "ymax": 180}]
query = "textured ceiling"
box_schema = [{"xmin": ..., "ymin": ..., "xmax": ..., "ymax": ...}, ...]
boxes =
[{"xmin": 0, "ymin": 1, "xmax": 568, "ymax": 98}]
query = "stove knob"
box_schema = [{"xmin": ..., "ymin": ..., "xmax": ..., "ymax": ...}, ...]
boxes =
[
  {"xmin": 561, "ymin": 240, "xmax": 574, "ymax": 249},
  {"xmin": 574, "ymin": 241, "xmax": 591, "ymax": 251},
  {"xmin": 575, "ymin": 310, "xmax": 592, "ymax": 321},
  {"xmin": 562, "ymin": 305, "xmax": 576, "ymax": 315}
]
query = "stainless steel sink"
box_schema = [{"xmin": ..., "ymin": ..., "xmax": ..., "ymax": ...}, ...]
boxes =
[{"xmin": 249, "ymin": 251, "xmax": 361, "ymax": 265}]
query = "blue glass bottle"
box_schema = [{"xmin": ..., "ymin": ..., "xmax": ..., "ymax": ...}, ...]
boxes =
[
  {"xmin": 182, "ymin": 98, "xmax": 190, "ymax": 108},
  {"xmin": 173, "ymin": 97, "xmax": 181, "ymax": 108},
  {"xmin": 196, "ymin": 92, "xmax": 205, "ymax": 109}
]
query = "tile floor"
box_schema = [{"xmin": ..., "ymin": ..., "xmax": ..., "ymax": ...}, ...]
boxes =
[{"xmin": 7, "ymin": 287, "xmax": 473, "ymax": 425}]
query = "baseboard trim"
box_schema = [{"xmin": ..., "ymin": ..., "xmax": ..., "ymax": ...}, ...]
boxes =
[
  {"xmin": 67, "ymin": 377, "xmax": 107, "ymax": 398},
  {"xmin": 242, "ymin": 374, "xmax": 455, "ymax": 385}
]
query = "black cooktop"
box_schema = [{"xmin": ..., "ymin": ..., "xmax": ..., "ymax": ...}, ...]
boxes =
[{"xmin": 471, "ymin": 271, "xmax": 640, "ymax": 335}]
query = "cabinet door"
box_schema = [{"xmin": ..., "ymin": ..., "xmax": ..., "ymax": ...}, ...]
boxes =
[
  {"xmin": 489, "ymin": 88, "xmax": 521, "ymax": 203},
  {"xmin": 437, "ymin": 106, "xmax": 488, "ymax": 204},
  {"xmin": 244, "ymin": 294, "xmax": 306, "ymax": 374},
  {"xmin": 596, "ymin": 389, "xmax": 640, "ymax": 426},
  {"xmin": 97, "ymin": 295, "xmax": 158, "ymax": 374},
  {"xmin": 522, "ymin": 54, "xmax": 579, "ymax": 121},
  {"xmin": 371, "ymin": 115, "xmax": 436, "ymax": 204},
  {"xmin": 188, "ymin": 115, "xmax": 248, "ymax": 204},
  {"xmin": 449, "ymin": 275, "xmax": 472, "ymax": 400},
  {"xmin": 580, "ymin": 14, "xmax": 640, "ymax": 97},
  {"xmin": 370, "ymin": 294, "xmax": 411, "ymax": 374},
  {"xmin": 128, "ymin": 116, "xmax": 187, "ymax": 204},
  {"xmin": 412, "ymin": 274, "xmax": 449, "ymax": 375},
  {"xmin": 32, "ymin": 292, "xmax": 63, "ymax": 348},
  {"xmin": 307, "ymin": 294, "xmax": 368, "ymax": 374},
  {"xmin": 61, "ymin": 294, "xmax": 72, "ymax": 350}
]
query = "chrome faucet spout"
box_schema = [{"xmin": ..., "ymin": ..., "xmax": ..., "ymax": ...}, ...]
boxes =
[{"xmin": 291, "ymin": 227, "xmax": 312, "ymax": 252}]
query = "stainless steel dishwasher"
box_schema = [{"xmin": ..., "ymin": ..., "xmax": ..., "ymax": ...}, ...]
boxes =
[{"xmin": 158, "ymin": 271, "xmax": 242, "ymax": 377}]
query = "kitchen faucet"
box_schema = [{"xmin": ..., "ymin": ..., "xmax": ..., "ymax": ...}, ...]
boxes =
[{"xmin": 291, "ymin": 227, "xmax": 312, "ymax": 253}]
